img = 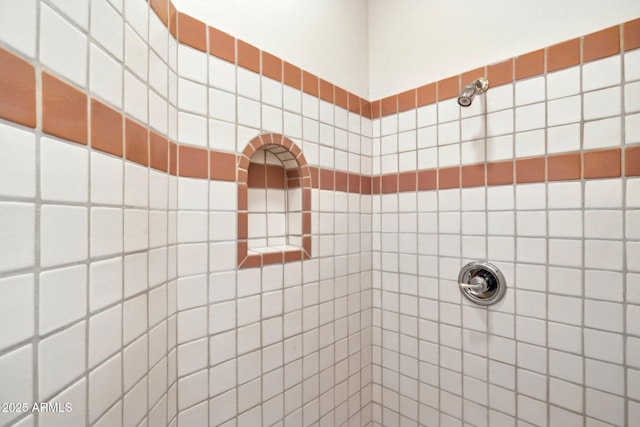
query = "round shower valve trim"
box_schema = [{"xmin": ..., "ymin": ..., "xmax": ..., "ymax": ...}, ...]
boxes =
[{"xmin": 457, "ymin": 261, "xmax": 506, "ymax": 306}]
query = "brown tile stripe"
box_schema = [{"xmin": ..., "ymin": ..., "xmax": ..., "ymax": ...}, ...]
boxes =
[
  {"xmin": 438, "ymin": 76, "xmax": 460, "ymax": 101},
  {"xmin": 583, "ymin": 148, "xmax": 621, "ymax": 179},
  {"xmin": 261, "ymin": 51, "xmax": 282, "ymax": 82},
  {"xmin": 547, "ymin": 153, "xmax": 580, "ymax": 181},
  {"xmin": 515, "ymin": 49, "xmax": 545, "ymax": 80},
  {"xmin": 547, "ymin": 38, "xmax": 580, "ymax": 72},
  {"xmin": 149, "ymin": 132, "xmax": 169, "ymax": 172},
  {"xmin": 461, "ymin": 164, "xmax": 485, "ymax": 188},
  {"xmin": 584, "ymin": 25, "xmax": 620, "ymax": 62},
  {"xmin": 438, "ymin": 167, "xmax": 460, "ymax": 189},
  {"xmin": 42, "ymin": 72, "xmax": 87, "ymax": 145},
  {"xmin": 91, "ymin": 99, "xmax": 122, "ymax": 156},
  {"xmin": 516, "ymin": 157, "xmax": 545, "ymax": 183},
  {"xmin": 8, "ymin": 47, "xmax": 638, "ymax": 198},
  {"xmin": 178, "ymin": 145, "xmax": 208, "ymax": 178},
  {"xmin": 371, "ymin": 22, "xmax": 632, "ymax": 117},
  {"xmin": 210, "ymin": 151, "xmax": 237, "ymax": 181},
  {"xmin": 0, "ymin": 47, "xmax": 36, "ymax": 128},
  {"xmin": 625, "ymin": 19, "xmax": 640, "ymax": 51},
  {"xmin": 627, "ymin": 146, "xmax": 640, "ymax": 176},
  {"xmin": 177, "ymin": 12, "xmax": 207, "ymax": 52},
  {"xmin": 125, "ymin": 118, "xmax": 149, "ymax": 166},
  {"xmin": 144, "ymin": 3, "xmax": 638, "ymax": 120}
]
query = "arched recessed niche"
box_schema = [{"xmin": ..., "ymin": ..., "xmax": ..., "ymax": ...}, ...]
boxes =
[{"xmin": 237, "ymin": 133, "xmax": 311, "ymax": 268}]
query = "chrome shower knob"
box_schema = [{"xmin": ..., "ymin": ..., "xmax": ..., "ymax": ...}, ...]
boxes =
[{"xmin": 458, "ymin": 261, "xmax": 506, "ymax": 306}]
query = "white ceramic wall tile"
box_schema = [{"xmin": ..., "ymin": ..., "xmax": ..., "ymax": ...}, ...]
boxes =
[
  {"xmin": 149, "ymin": 11, "xmax": 168, "ymax": 61},
  {"xmin": 486, "ymin": 84, "xmax": 513, "ymax": 112},
  {"xmin": 548, "ymin": 182, "xmax": 582, "ymax": 209},
  {"xmin": 178, "ymin": 45, "xmax": 207, "ymax": 84},
  {"xmin": 438, "ymin": 98, "xmax": 460, "ymax": 123},
  {"xmin": 90, "ymin": 43, "xmax": 124, "ymax": 108},
  {"xmin": 0, "ymin": 345, "xmax": 33, "ymax": 426},
  {"xmin": 0, "ymin": 0, "xmax": 37, "ymax": 58},
  {"xmin": 547, "ymin": 123, "xmax": 580, "ymax": 154},
  {"xmin": 148, "ymin": 90, "xmax": 168, "ymax": 134},
  {"xmin": 41, "ymin": 138, "xmax": 88, "ymax": 203},
  {"xmin": 89, "ymin": 257, "xmax": 122, "ymax": 312},
  {"xmin": 0, "ymin": 202, "xmax": 35, "ymax": 272},
  {"xmin": 438, "ymin": 143, "xmax": 460, "ymax": 168},
  {"xmin": 486, "ymin": 110, "xmax": 514, "ymax": 137},
  {"xmin": 549, "ymin": 377, "xmax": 583, "ymax": 412},
  {"xmin": 124, "ymin": 24, "xmax": 148, "ymax": 81},
  {"xmin": 585, "ymin": 210, "xmax": 623, "ymax": 239},
  {"xmin": 515, "ymin": 129, "xmax": 545, "ymax": 158},
  {"xmin": 149, "ymin": 50, "xmax": 168, "ymax": 97},
  {"xmin": 0, "ymin": 124, "xmax": 36, "ymax": 198},
  {"xmin": 0, "ymin": 274, "xmax": 34, "ymax": 351},
  {"xmin": 460, "ymin": 116, "xmax": 484, "ymax": 142},
  {"xmin": 38, "ymin": 321, "xmax": 86, "ymax": 399},
  {"xmin": 88, "ymin": 304, "xmax": 122, "ymax": 369},
  {"xmin": 628, "ymin": 113, "xmax": 640, "ymax": 144},
  {"xmin": 123, "ymin": 294, "xmax": 147, "ymax": 345},
  {"xmin": 629, "ymin": 242, "xmax": 640, "ymax": 272},
  {"xmin": 263, "ymin": 104, "xmax": 283, "ymax": 133},
  {"xmin": 124, "ymin": 0, "xmax": 148, "ymax": 39},
  {"xmin": 547, "ymin": 66, "xmax": 581, "ymax": 99},
  {"xmin": 584, "ymin": 86, "xmax": 621, "ymax": 120},
  {"xmin": 515, "ymin": 102, "xmax": 545, "ymax": 132},
  {"xmin": 124, "ymin": 71, "xmax": 148, "ymax": 123},
  {"xmin": 40, "ymin": 205, "xmax": 88, "ymax": 268},
  {"xmin": 625, "ymin": 47, "xmax": 640, "ymax": 82},
  {"xmin": 91, "ymin": 0, "xmax": 123, "ymax": 60},
  {"xmin": 91, "ymin": 152, "xmax": 123, "ymax": 205},
  {"xmin": 40, "ymin": 4, "xmax": 88, "ymax": 87},
  {"xmin": 585, "ymin": 388, "xmax": 624, "ymax": 426},
  {"xmin": 208, "ymin": 119, "xmax": 235, "ymax": 152},
  {"xmin": 209, "ymin": 88, "xmax": 236, "ymax": 123},
  {"xmin": 549, "ymin": 239, "xmax": 582, "ymax": 267},
  {"xmin": 585, "ymin": 179, "xmax": 622, "ymax": 208},
  {"xmin": 88, "ymin": 354, "xmax": 122, "ymax": 423},
  {"xmin": 547, "ymin": 95, "xmax": 581, "ymax": 126},
  {"xmin": 548, "ymin": 211, "xmax": 582, "ymax": 238},
  {"xmin": 486, "ymin": 135, "xmax": 513, "ymax": 161},
  {"xmin": 237, "ymin": 97, "xmax": 261, "ymax": 129},
  {"xmin": 583, "ymin": 55, "xmax": 621, "ymax": 91},
  {"xmin": 629, "ymin": 178, "xmax": 640, "ymax": 208},
  {"xmin": 39, "ymin": 265, "xmax": 86, "ymax": 335},
  {"xmin": 515, "ymin": 76, "xmax": 545, "ymax": 106},
  {"xmin": 123, "ymin": 334, "xmax": 148, "ymax": 392}
]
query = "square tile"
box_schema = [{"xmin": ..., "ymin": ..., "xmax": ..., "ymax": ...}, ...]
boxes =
[
  {"xmin": 0, "ymin": 202, "xmax": 35, "ymax": 273},
  {"xmin": 38, "ymin": 321, "xmax": 86, "ymax": 399},
  {"xmin": 39, "ymin": 265, "xmax": 86, "ymax": 335},
  {"xmin": 40, "ymin": 4, "xmax": 87, "ymax": 87},
  {"xmin": 0, "ymin": 274, "xmax": 34, "ymax": 351}
]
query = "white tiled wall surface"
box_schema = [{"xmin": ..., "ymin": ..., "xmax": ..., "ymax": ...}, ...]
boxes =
[
  {"xmin": 368, "ymin": 49, "xmax": 640, "ymax": 427},
  {"xmin": 0, "ymin": 1, "xmax": 373, "ymax": 426},
  {"xmin": 1, "ymin": 1, "xmax": 640, "ymax": 427}
]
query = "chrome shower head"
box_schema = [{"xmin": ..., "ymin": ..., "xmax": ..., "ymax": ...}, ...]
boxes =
[{"xmin": 457, "ymin": 77, "xmax": 489, "ymax": 107}]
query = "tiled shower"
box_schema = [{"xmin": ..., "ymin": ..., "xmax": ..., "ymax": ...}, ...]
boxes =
[{"xmin": 0, "ymin": 1, "xmax": 638, "ymax": 426}]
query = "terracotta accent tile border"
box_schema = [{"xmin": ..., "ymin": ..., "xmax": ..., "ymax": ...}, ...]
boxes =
[
  {"xmin": 0, "ymin": 47, "xmax": 36, "ymax": 128},
  {"xmin": 369, "ymin": 20, "xmax": 636, "ymax": 117},
  {"xmin": 237, "ymin": 133, "xmax": 312, "ymax": 268},
  {"xmin": 0, "ymin": 8, "xmax": 638, "ymax": 272},
  {"xmin": 374, "ymin": 147, "xmax": 640, "ymax": 193},
  {"xmin": 147, "ymin": 3, "xmax": 637, "ymax": 119}
]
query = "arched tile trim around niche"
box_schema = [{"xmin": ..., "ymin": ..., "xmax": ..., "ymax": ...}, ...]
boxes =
[{"xmin": 237, "ymin": 133, "xmax": 312, "ymax": 268}]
